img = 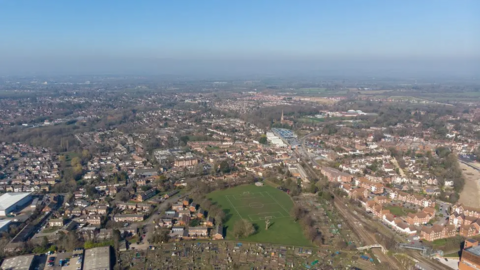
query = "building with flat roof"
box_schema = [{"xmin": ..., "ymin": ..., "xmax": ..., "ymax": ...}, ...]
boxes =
[
  {"xmin": 0, "ymin": 219, "xmax": 11, "ymax": 232},
  {"xmin": 1, "ymin": 254, "xmax": 34, "ymax": 270},
  {"xmin": 459, "ymin": 239, "xmax": 480, "ymax": 270},
  {"xmin": 84, "ymin": 246, "xmax": 111, "ymax": 270},
  {"xmin": 0, "ymin": 193, "xmax": 32, "ymax": 216}
]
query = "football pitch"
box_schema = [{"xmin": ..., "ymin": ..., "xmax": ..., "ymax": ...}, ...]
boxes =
[{"xmin": 208, "ymin": 184, "xmax": 311, "ymax": 246}]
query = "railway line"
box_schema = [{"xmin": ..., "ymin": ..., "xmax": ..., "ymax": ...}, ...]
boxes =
[
  {"xmin": 297, "ymin": 131, "xmax": 453, "ymax": 270},
  {"xmin": 333, "ymin": 197, "xmax": 401, "ymax": 270}
]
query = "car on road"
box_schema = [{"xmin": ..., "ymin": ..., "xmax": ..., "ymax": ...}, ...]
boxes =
[{"xmin": 445, "ymin": 258, "xmax": 448, "ymax": 261}]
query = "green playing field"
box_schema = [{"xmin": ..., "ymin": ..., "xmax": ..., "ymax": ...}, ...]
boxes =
[{"xmin": 208, "ymin": 184, "xmax": 311, "ymax": 246}]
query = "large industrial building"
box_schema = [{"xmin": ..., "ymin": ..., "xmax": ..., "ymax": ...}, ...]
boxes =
[
  {"xmin": 0, "ymin": 193, "xmax": 32, "ymax": 216},
  {"xmin": 84, "ymin": 246, "xmax": 111, "ymax": 270},
  {"xmin": 1, "ymin": 254, "xmax": 35, "ymax": 270},
  {"xmin": 0, "ymin": 219, "xmax": 11, "ymax": 232}
]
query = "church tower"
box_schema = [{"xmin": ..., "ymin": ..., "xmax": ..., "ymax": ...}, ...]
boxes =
[{"xmin": 281, "ymin": 110, "xmax": 284, "ymax": 124}]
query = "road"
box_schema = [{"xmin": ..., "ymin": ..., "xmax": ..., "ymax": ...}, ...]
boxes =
[
  {"xmin": 434, "ymin": 201, "xmax": 450, "ymax": 226},
  {"xmin": 128, "ymin": 191, "xmax": 192, "ymax": 250}
]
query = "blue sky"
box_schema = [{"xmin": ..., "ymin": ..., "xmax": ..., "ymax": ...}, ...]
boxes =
[{"xmin": 0, "ymin": 0, "xmax": 479, "ymax": 75}]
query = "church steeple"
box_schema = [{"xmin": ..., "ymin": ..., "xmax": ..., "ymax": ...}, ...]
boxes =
[{"xmin": 281, "ymin": 110, "xmax": 284, "ymax": 124}]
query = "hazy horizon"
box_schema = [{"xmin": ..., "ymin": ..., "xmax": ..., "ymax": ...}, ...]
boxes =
[{"xmin": 1, "ymin": 0, "xmax": 479, "ymax": 78}]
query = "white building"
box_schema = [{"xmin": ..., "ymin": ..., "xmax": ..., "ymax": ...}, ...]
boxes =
[
  {"xmin": 0, "ymin": 193, "xmax": 32, "ymax": 216},
  {"xmin": 0, "ymin": 220, "xmax": 11, "ymax": 232}
]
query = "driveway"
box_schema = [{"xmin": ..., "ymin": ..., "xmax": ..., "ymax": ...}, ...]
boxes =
[
  {"xmin": 435, "ymin": 202, "xmax": 451, "ymax": 226},
  {"xmin": 436, "ymin": 257, "xmax": 459, "ymax": 270}
]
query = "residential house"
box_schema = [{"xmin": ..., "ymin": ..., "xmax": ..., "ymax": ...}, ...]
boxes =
[
  {"xmin": 49, "ymin": 219, "xmax": 65, "ymax": 227},
  {"xmin": 136, "ymin": 188, "xmax": 156, "ymax": 202},
  {"xmin": 113, "ymin": 214, "xmax": 144, "ymax": 223},
  {"xmin": 453, "ymin": 204, "xmax": 480, "ymax": 219},
  {"xmin": 170, "ymin": 227, "xmax": 187, "ymax": 238},
  {"xmin": 172, "ymin": 203, "xmax": 184, "ymax": 211},
  {"xmin": 188, "ymin": 227, "xmax": 208, "ymax": 237},
  {"xmin": 203, "ymin": 217, "xmax": 214, "ymax": 227},
  {"xmin": 406, "ymin": 211, "xmax": 432, "ymax": 226},
  {"xmin": 420, "ymin": 225, "xmax": 456, "ymax": 241},
  {"xmin": 321, "ymin": 167, "xmax": 353, "ymax": 183},
  {"xmin": 213, "ymin": 224, "xmax": 223, "ymax": 240},
  {"xmin": 87, "ymin": 215, "xmax": 102, "ymax": 226}
]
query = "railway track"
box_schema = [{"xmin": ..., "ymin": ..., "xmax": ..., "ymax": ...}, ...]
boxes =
[
  {"xmin": 298, "ymin": 131, "xmax": 455, "ymax": 270},
  {"xmin": 333, "ymin": 198, "xmax": 402, "ymax": 270}
]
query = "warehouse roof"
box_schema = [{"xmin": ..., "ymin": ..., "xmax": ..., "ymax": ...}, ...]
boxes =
[
  {"xmin": 0, "ymin": 193, "xmax": 31, "ymax": 211},
  {"xmin": 0, "ymin": 219, "xmax": 11, "ymax": 230},
  {"xmin": 1, "ymin": 254, "xmax": 34, "ymax": 270},
  {"xmin": 84, "ymin": 246, "xmax": 111, "ymax": 270}
]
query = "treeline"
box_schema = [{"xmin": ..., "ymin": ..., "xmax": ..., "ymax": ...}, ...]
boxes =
[
  {"xmin": 290, "ymin": 205, "xmax": 324, "ymax": 245},
  {"xmin": 0, "ymin": 107, "xmax": 144, "ymax": 152},
  {"xmin": 245, "ymin": 105, "xmax": 321, "ymax": 129}
]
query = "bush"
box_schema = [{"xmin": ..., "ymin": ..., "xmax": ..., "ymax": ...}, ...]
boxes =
[{"xmin": 84, "ymin": 240, "xmax": 113, "ymax": 249}]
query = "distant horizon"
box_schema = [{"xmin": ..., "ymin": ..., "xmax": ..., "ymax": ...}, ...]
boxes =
[
  {"xmin": 1, "ymin": 57, "xmax": 479, "ymax": 80},
  {"xmin": 1, "ymin": 1, "xmax": 479, "ymax": 77}
]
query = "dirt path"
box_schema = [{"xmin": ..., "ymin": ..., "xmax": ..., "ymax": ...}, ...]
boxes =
[{"xmin": 459, "ymin": 162, "xmax": 480, "ymax": 208}]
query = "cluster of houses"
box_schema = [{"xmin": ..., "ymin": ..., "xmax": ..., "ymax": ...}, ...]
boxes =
[
  {"xmin": 327, "ymin": 162, "xmax": 480, "ymax": 242},
  {"xmin": 318, "ymin": 165, "xmax": 458, "ymax": 242},
  {"xmin": 450, "ymin": 204, "xmax": 480, "ymax": 238},
  {"xmin": 156, "ymin": 197, "xmax": 223, "ymax": 241},
  {"xmin": 0, "ymin": 143, "xmax": 60, "ymax": 193}
]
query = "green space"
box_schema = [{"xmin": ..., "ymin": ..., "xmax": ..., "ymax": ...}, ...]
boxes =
[
  {"xmin": 42, "ymin": 227, "xmax": 60, "ymax": 233},
  {"xmin": 208, "ymin": 184, "xmax": 311, "ymax": 246},
  {"xmin": 384, "ymin": 206, "xmax": 416, "ymax": 217},
  {"xmin": 432, "ymin": 238, "xmax": 448, "ymax": 248},
  {"xmin": 444, "ymin": 251, "xmax": 461, "ymax": 258},
  {"xmin": 298, "ymin": 117, "xmax": 326, "ymax": 123}
]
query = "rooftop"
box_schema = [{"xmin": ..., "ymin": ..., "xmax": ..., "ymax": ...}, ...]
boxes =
[
  {"xmin": 1, "ymin": 254, "xmax": 34, "ymax": 270},
  {"xmin": 466, "ymin": 245, "xmax": 480, "ymax": 257},
  {"xmin": 0, "ymin": 193, "xmax": 31, "ymax": 211},
  {"xmin": 84, "ymin": 246, "xmax": 111, "ymax": 270},
  {"xmin": 0, "ymin": 219, "xmax": 12, "ymax": 229}
]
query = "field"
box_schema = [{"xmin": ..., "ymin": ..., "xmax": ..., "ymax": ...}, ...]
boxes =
[
  {"xmin": 459, "ymin": 162, "xmax": 480, "ymax": 208},
  {"xmin": 208, "ymin": 184, "xmax": 311, "ymax": 246}
]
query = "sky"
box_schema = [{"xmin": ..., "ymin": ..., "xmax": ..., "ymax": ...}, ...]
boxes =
[{"xmin": 0, "ymin": 0, "xmax": 479, "ymax": 77}]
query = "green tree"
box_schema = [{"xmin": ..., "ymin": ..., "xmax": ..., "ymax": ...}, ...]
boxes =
[
  {"xmin": 219, "ymin": 160, "xmax": 231, "ymax": 173},
  {"xmin": 232, "ymin": 219, "xmax": 255, "ymax": 238},
  {"xmin": 71, "ymin": 157, "xmax": 81, "ymax": 167}
]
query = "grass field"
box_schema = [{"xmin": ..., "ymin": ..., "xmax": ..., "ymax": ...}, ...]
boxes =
[
  {"xmin": 208, "ymin": 184, "xmax": 311, "ymax": 246},
  {"xmin": 384, "ymin": 206, "xmax": 416, "ymax": 217}
]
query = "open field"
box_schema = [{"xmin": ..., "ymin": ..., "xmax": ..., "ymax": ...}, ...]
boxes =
[
  {"xmin": 208, "ymin": 184, "xmax": 311, "ymax": 246},
  {"xmin": 459, "ymin": 162, "xmax": 480, "ymax": 208}
]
